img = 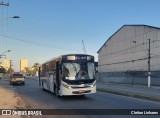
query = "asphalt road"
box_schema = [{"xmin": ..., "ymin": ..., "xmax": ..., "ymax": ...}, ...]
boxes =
[{"xmin": 12, "ymin": 78, "xmax": 160, "ymax": 118}]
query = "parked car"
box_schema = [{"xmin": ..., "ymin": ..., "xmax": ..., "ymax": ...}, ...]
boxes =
[{"xmin": 10, "ymin": 73, "xmax": 25, "ymax": 85}]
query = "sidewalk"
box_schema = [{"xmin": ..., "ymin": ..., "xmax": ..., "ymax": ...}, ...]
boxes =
[
  {"xmin": 0, "ymin": 79, "xmax": 17, "ymax": 109},
  {"xmin": 97, "ymin": 81, "xmax": 160, "ymax": 102},
  {"xmin": 0, "ymin": 78, "xmax": 26, "ymax": 109}
]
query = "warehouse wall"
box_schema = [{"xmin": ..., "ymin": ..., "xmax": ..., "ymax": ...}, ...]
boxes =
[{"xmin": 98, "ymin": 25, "xmax": 160, "ymax": 85}]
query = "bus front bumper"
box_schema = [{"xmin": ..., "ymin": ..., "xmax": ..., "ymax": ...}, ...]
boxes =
[{"xmin": 60, "ymin": 85, "xmax": 96, "ymax": 96}]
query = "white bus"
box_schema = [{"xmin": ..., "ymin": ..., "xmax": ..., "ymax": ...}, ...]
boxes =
[{"xmin": 39, "ymin": 54, "xmax": 96, "ymax": 96}]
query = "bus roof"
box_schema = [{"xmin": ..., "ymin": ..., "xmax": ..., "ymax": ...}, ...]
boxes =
[{"xmin": 41, "ymin": 54, "xmax": 94, "ymax": 65}]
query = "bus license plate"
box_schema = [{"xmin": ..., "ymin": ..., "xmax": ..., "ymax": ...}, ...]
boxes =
[{"xmin": 79, "ymin": 90, "xmax": 85, "ymax": 93}]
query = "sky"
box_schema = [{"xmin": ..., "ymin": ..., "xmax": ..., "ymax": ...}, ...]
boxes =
[{"xmin": 0, "ymin": 0, "xmax": 160, "ymax": 71}]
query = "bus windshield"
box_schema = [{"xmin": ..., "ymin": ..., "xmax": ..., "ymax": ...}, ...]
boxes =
[{"xmin": 62, "ymin": 62, "xmax": 95, "ymax": 80}]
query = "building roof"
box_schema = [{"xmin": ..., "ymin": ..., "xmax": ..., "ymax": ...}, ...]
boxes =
[{"xmin": 97, "ymin": 24, "xmax": 160, "ymax": 53}]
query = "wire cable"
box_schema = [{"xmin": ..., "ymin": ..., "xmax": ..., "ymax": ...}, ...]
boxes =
[
  {"xmin": 0, "ymin": 34, "xmax": 82, "ymax": 52},
  {"xmin": 99, "ymin": 57, "xmax": 148, "ymax": 66}
]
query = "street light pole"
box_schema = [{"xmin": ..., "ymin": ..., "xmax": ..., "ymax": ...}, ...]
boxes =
[
  {"xmin": 0, "ymin": 2, "xmax": 9, "ymax": 6},
  {"xmin": 148, "ymin": 39, "xmax": 151, "ymax": 88},
  {"xmin": 8, "ymin": 60, "xmax": 13, "ymax": 77},
  {"xmin": 11, "ymin": 16, "xmax": 20, "ymax": 19},
  {"xmin": 0, "ymin": 16, "xmax": 20, "ymax": 22},
  {"xmin": 132, "ymin": 39, "xmax": 151, "ymax": 88}
]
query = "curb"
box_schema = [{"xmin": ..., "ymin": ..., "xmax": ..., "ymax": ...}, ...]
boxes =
[
  {"xmin": 97, "ymin": 82, "xmax": 160, "ymax": 90},
  {"xmin": 97, "ymin": 88, "xmax": 160, "ymax": 102}
]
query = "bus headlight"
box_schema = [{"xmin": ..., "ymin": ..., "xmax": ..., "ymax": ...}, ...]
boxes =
[
  {"xmin": 91, "ymin": 82, "xmax": 96, "ymax": 88},
  {"xmin": 62, "ymin": 83, "xmax": 71, "ymax": 89}
]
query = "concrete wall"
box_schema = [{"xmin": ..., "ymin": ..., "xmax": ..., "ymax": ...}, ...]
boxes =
[
  {"xmin": 97, "ymin": 72, "xmax": 160, "ymax": 86},
  {"xmin": 98, "ymin": 76, "xmax": 160, "ymax": 86}
]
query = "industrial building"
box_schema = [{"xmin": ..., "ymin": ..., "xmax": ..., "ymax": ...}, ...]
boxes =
[
  {"xmin": 20, "ymin": 58, "xmax": 28, "ymax": 72},
  {"xmin": 97, "ymin": 25, "xmax": 160, "ymax": 86},
  {"xmin": 3, "ymin": 58, "xmax": 10, "ymax": 71}
]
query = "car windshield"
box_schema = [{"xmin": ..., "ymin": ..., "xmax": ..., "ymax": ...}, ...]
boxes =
[
  {"xmin": 13, "ymin": 74, "xmax": 24, "ymax": 78},
  {"xmin": 62, "ymin": 62, "xmax": 95, "ymax": 80}
]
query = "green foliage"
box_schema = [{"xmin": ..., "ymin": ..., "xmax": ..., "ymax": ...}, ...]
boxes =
[
  {"xmin": 32, "ymin": 63, "xmax": 40, "ymax": 76},
  {"xmin": 7, "ymin": 68, "xmax": 14, "ymax": 74},
  {"xmin": 0, "ymin": 67, "xmax": 6, "ymax": 73}
]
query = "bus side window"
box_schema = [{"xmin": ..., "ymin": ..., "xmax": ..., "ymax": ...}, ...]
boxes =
[
  {"xmin": 45, "ymin": 72, "xmax": 49, "ymax": 77},
  {"xmin": 53, "ymin": 72, "xmax": 56, "ymax": 80},
  {"xmin": 49, "ymin": 71, "xmax": 54, "ymax": 76}
]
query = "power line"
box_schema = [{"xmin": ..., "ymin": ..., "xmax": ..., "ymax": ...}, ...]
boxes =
[
  {"xmin": 5, "ymin": 0, "xmax": 9, "ymax": 50},
  {"xmin": 151, "ymin": 54, "xmax": 160, "ymax": 59},
  {"xmin": 82, "ymin": 40, "xmax": 86, "ymax": 54},
  {"xmin": 101, "ymin": 26, "xmax": 154, "ymax": 50},
  {"xmin": 99, "ymin": 26, "xmax": 157, "ymax": 54},
  {"xmin": 0, "ymin": 34, "xmax": 82, "ymax": 52},
  {"xmin": 99, "ymin": 38, "xmax": 160, "ymax": 58},
  {"xmin": 99, "ymin": 53, "xmax": 160, "ymax": 67},
  {"xmin": 0, "ymin": 0, "xmax": 10, "ymax": 52},
  {"xmin": 99, "ymin": 57, "xmax": 148, "ymax": 66},
  {"xmin": 99, "ymin": 27, "xmax": 160, "ymax": 58},
  {"xmin": 99, "ymin": 41, "xmax": 149, "ymax": 57},
  {"xmin": 1, "ymin": 2, "xmax": 4, "ymax": 52}
]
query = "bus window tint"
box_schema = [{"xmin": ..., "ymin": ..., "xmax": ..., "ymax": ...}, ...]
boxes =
[
  {"xmin": 87, "ymin": 63, "xmax": 95, "ymax": 79},
  {"xmin": 62, "ymin": 63, "xmax": 95, "ymax": 80},
  {"xmin": 62, "ymin": 63, "xmax": 78, "ymax": 80}
]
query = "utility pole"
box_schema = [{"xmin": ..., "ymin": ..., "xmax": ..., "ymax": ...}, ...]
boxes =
[
  {"xmin": 1, "ymin": 1, "xmax": 9, "ymax": 70},
  {"xmin": 9, "ymin": 60, "xmax": 13, "ymax": 76},
  {"xmin": 82, "ymin": 40, "xmax": 86, "ymax": 54},
  {"xmin": 38, "ymin": 67, "xmax": 41, "ymax": 86},
  {"xmin": 148, "ymin": 39, "xmax": 151, "ymax": 88},
  {"xmin": 10, "ymin": 60, "xmax": 12, "ymax": 68}
]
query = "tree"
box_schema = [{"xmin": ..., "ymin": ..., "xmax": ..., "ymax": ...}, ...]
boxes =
[
  {"xmin": 24, "ymin": 67, "xmax": 30, "ymax": 74},
  {"xmin": 0, "ymin": 67, "xmax": 6, "ymax": 73},
  {"xmin": 32, "ymin": 63, "xmax": 40, "ymax": 76},
  {"xmin": 7, "ymin": 68, "xmax": 14, "ymax": 75}
]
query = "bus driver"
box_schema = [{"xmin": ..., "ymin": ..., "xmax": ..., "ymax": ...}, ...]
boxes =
[
  {"xmin": 76, "ymin": 68, "xmax": 88, "ymax": 79},
  {"xmin": 63, "ymin": 66, "xmax": 69, "ymax": 78}
]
